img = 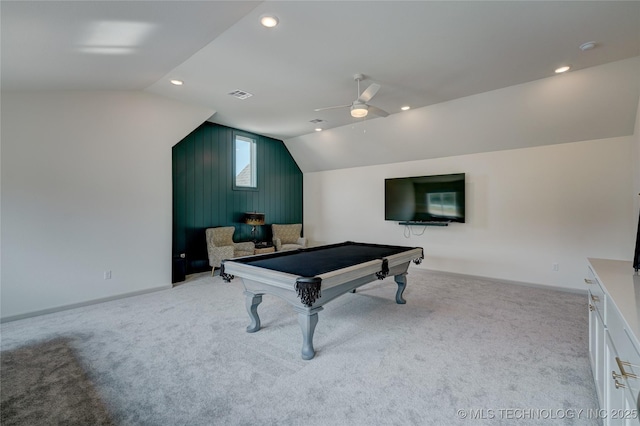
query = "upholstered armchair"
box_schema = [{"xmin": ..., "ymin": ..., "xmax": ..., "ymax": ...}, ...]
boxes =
[
  {"xmin": 272, "ymin": 223, "xmax": 306, "ymax": 251},
  {"xmin": 206, "ymin": 226, "xmax": 255, "ymax": 274}
]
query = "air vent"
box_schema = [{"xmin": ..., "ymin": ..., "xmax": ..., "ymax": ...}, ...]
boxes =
[
  {"xmin": 309, "ymin": 119, "xmax": 325, "ymax": 124},
  {"xmin": 228, "ymin": 90, "xmax": 253, "ymax": 100}
]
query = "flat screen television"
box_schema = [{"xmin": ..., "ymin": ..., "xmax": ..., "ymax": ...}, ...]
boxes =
[{"xmin": 385, "ymin": 173, "xmax": 465, "ymax": 223}]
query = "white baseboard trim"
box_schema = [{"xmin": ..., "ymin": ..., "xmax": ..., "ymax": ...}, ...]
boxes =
[
  {"xmin": 414, "ymin": 267, "xmax": 588, "ymax": 295},
  {"xmin": 2, "ymin": 269, "xmax": 585, "ymax": 323},
  {"xmin": 1, "ymin": 284, "xmax": 173, "ymax": 323}
]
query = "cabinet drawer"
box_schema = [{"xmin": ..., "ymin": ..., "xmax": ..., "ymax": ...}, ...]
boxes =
[
  {"xmin": 587, "ymin": 267, "xmax": 606, "ymax": 321},
  {"xmin": 607, "ymin": 302, "xmax": 640, "ymax": 408}
]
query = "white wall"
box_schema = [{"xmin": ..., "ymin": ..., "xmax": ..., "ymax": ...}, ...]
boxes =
[
  {"xmin": 634, "ymin": 96, "xmax": 640, "ymax": 228},
  {"xmin": 1, "ymin": 91, "xmax": 214, "ymax": 319},
  {"xmin": 295, "ymin": 58, "xmax": 639, "ymax": 292},
  {"xmin": 304, "ymin": 136, "xmax": 634, "ymax": 291}
]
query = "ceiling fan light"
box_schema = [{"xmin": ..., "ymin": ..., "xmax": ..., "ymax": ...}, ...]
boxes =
[{"xmin": 351, "ymin": 105, "xmax": 368, "ymax": 118}]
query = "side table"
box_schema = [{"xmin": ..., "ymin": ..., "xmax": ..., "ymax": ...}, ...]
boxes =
[
  {"xmin": 254, "ymin": 246, "xmax": 275, "ymax": 255},
  {"xmin": 254, "ymin": 243, "xmax": 275, "ymax": 255}
]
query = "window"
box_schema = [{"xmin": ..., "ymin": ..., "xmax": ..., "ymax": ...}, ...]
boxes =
[
  {"xmin": 234, "ymin": 134, "xmax": 257, "ymax": 189},
  {"xmin": 427, "ymin": 192, "xmax": 460, "ymax": 218}
]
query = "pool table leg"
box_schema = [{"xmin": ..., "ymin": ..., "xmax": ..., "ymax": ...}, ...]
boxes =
[
  {"xmin": 245, "ymin": 292, "xmax": 262, "ymax": 333},
  {"xmin": 298, "ymin": 310, "xmax": 320, "ymax": 360},
  {"xmin": 394, "ymin": 273, "xmax": 407, "ymax": 304}
]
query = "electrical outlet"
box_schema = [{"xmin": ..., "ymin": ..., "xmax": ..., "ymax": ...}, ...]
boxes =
[
  {"xmin": 104, "ymin": 270, "xmax": 112, "ymax": 280},
  {"xmin": 552, "ymin": 263, "xmax": 559, "ymax": 272}
]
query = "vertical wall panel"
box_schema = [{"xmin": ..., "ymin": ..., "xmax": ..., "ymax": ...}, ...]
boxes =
[
  {"xmin": 202, "ymin": 130, "xmax": 212, "ymax": 227},
  {"xmin": 172, "ymin": 123, "xmax": 302, "ymax": 273}
]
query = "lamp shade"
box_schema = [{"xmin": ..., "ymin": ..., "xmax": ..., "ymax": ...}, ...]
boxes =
[{"xmin": 244, "ymin": 212, "xmax": 265, "ymax": 226}]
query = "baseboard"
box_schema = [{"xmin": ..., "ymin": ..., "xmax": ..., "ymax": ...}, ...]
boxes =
[
  {"xmin": 1, "ymin": 284, "xmax": 173, "ymax": 323},
  {"xmin": 2, "ymin": 269, "xmax": 584, "ymax": 323},
  {"xmin": 413, "ymin": 267, "xmax": 588, "ymax": 295}
]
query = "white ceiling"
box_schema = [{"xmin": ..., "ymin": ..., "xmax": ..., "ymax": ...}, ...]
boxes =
[
  {"xmin": 1, "ymin": 1, "xmax": 261, "ymax": 90},
  {"xmin": 2, "ymin": 1, "xmax": 639, "ymax": 141}
]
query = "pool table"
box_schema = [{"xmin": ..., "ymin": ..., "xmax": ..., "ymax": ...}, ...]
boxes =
[{"xmin": 220, "ymin": 241, "xmax": 424, "ymax": 360}]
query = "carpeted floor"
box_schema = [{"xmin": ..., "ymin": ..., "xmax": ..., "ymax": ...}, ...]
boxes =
[
  {"xmin": 1, "ymin": 269, "xmax": 599, "ymax": 425},
  {"xmin": 1, "ymin": 337, "xmax": 113, "ymax": 425}
]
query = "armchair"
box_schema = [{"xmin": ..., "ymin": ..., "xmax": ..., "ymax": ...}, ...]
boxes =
[
  {"xmin": 206, "ymin": 227, "xmax": 255, "ymax": 275},
  {"xmin": 272, "ymin": 223, "xmax": 306, "ymax": 251}
]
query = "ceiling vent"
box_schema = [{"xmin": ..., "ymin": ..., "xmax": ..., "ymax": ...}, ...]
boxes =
[
  {"xmin": 228, "ymin": 90, "xmax": 253, "ymax": 100},
  {"xmin": 309, "ymin": 119, "xmax": 325, "ymax": 124}
]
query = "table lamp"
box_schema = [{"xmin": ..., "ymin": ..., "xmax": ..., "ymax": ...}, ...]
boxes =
[{"xmin": 244, "ymin": 212, "xmax": 265, "ymax": 242}]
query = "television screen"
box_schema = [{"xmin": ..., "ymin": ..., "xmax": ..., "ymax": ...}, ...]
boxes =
[{"xmin": 385, "ymin": 173, "xmax": 465, "ymax": 223}]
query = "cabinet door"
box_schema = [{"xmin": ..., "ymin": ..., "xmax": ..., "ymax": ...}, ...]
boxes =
[
  {"xmin": 606, "ymin": 333, "xmax": 626, "ymax": 426},
  {"xmin": 605, "ymin": 362, "xmax": 639, "ymax": 426},
  {"xmin": 605, "ymin": 333, "xmax": 640, "ymax": 425},
  {"xmin": 591, "ymin": 291, "xmax": 606, "ymax": 408},
  {"xmin": 621, "ymin": 393, "xmax": 639, "ymax": 426}
]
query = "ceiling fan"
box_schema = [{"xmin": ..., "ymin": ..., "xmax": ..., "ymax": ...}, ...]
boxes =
[{"xmin": 314, "ymin": 74, "xmax": 389, "ymax": 119}]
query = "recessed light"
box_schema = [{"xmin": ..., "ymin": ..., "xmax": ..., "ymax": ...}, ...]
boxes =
[
  {"xmin": 260, "ymin": 15, "xmax": 279, "ymax": 28},
  {"xmin": 401, "ymin": 106, "xmax": 410, "ymax": 111},
  {"xmin": 555, "ymin": 66, "xmax": 571, "ymax": 74},
  {"xmin": 170, "ymin": 79, "xmax": 184, "ymax": 86},
  {"xmin": 315, "ymin": 128, "xmax": 322, "ymax": 132},
  {"xmin": 580, "ymin": 41, "xmax": 597, "ymax": 51}
]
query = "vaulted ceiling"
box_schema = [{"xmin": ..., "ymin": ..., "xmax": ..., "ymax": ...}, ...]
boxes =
[{"xmin": 2, "ymin": 1, "xmax": 639, "ymax": 168}]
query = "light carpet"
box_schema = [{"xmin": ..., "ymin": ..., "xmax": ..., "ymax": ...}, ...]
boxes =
[{"xmin": 1, "ymin": 269, "xmax": 599, "ymax": 425}]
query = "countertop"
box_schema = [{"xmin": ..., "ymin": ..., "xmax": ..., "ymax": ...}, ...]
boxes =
[{"xmin": 588, "ymin": 258, "xmax": 640, "ymax": 347}]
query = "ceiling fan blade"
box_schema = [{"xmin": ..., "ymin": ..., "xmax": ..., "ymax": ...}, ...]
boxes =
[
  {"xmin": 314, "ymin": 104, "xmax": 351, "ymax": 112},
  {"xmin": 368, "ymin": 105, "xmax": 389, "ymax": 118},
  {"xmin": 358, "ymin": 83, "xmax": 380, "ymax": 103}
]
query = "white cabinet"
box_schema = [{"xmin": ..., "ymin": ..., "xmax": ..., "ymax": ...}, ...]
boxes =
[
  {"xmin": 605, "ymin": 294, "xmax": 640, "ymax": 426},
  {"xmin": 588, "ymin": 269, "xmax": 606, "ymax": 407},
  {"xmin": 605, "ymin": 332, "xmax": 639, "ymax": 426},
  {"xmin": 587, "ymin": 259, "xmax": 640, "ymax": 425}
]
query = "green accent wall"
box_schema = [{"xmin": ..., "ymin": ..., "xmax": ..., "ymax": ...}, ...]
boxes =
[{"xmin": 172, "ymin": 123, "xmax": 303, "ymax": 273}]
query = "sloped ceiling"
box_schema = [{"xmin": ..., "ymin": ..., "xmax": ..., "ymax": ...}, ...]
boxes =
[
  {"xmin": 0, "ymin": 1, "xmax": 261, "ymax": 90},
  {"xmin": 286, "ymin": 57, "xmax": 640, "ymax": 172},
  {"xmin": 145, "ymin": 1, "xmax": 640, "ymax": 141},
  {"xmin": 2, "ymin": 1, "xmax": 639, "ymax": 172}
]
